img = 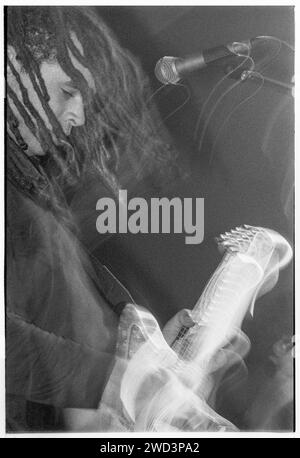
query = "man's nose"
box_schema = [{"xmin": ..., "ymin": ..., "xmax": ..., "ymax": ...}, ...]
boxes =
[{"xmin": 67, "ymin": 93, "xmax": 85, "ymax": 127}]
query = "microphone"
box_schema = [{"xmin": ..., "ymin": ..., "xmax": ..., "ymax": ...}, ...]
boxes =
[{"xmin": 155, "ymin": 38, "xmax": 260, "ymax": 84}]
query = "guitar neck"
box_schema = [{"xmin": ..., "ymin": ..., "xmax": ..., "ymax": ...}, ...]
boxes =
[
  {"xmin": 192, "ymin": 252, "xmax": 234, "ymax": 322},
  {"xmin": 171, "ymin": 250, "xmax": 262, "ymax": 362}
]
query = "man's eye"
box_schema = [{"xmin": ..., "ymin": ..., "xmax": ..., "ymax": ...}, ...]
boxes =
[{"xmin": 61, "ymin": 88, "xmax": 74, "ymax": 99}]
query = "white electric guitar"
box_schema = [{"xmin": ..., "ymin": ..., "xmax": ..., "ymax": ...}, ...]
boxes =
[{"xmin": 75, "ymin": 225, "xmax": 293, "ymax": 432}]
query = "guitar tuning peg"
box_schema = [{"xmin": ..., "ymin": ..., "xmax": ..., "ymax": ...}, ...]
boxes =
[
  {"xmin": 231, "ymin": 229, "xmax": 244, "ymax": 235},
  {"xmin": 241, "ymin": 227, "xmax": 250, "ymax": 233},
  {"xmin": 222, "ymin": 240, "xmax": 235, "ymax": 246},
  {"xmin": 244, "ymin": 224, "xmax": 259, "ymax": 233},
  {"xmin": 219, "ymin": 234, "xmax": 228, "ymax": 240},
  {"xmin": 240, "ymin": 233, "xmax": 251, "ymax": 239},
  {"xmin": 235, "ymin": 239, "xmax": 246, "ymax": 246},
  {"xmin": 228, "ymin": 246, "xmax": 239, "ymax": 253}
]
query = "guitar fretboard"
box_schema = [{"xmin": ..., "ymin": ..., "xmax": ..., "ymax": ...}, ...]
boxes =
[{"xmin": 171, "ymin": 249, "xmax": 265, "ymax": 363}]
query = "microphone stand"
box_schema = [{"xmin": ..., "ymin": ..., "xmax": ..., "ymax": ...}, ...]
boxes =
[
  {"xmin": 232, "ymin": 70, "xmax": 294, "ymax": 96},
  {"xmin": 220, "ymin": 57, "xmax": 294, "ymax": 96}
]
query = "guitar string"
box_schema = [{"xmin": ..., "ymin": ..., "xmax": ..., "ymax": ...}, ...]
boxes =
[
  {"xmin": 173, "ymin": 251, "xmax": 236, "ymax": 363},
  {"xmin": 176, "ymin": 248, "xmax": 267, "ymax": 364},
  {"xmin": 173, "ymin": 253, "xmax": 233, "ymax": 347},
  {"xmin": 175, "ymin": 236, "xmax": 265, "ymax": 363}
]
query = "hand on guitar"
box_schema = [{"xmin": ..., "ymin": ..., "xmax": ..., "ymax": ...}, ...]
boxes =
[{"xmin": 162, "ymin": 308, "xmax": 195, "ymax": 346}]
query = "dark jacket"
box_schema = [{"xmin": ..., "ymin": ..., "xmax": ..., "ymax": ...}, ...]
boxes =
[{"xmin": 6, "ymin": 147, "xmax": 130, "ymax": 429}]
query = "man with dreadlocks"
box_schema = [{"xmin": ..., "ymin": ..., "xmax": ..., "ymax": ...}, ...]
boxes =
[{"xmin": 6, "ymin": 6, "xmax": 193, "ymax": 431}]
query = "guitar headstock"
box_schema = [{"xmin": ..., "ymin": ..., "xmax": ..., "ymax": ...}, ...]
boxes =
[{"xmin": 215, "ymin": 224, "xmax": 271, "ymax": 255}]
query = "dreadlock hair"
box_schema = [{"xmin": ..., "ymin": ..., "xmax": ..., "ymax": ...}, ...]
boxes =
[{"xmin": 7, "ymin": 6, "xmax": 178, "ymax": 200}]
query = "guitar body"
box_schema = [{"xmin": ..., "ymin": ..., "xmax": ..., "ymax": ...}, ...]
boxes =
[
  {"xmin": 98, "ymin": 303, "xmax": 237, "ymax": 431},
  {"xmin": 96, "ymin": 225, "xmax": 292, "ymax": 432},
  {"xmin": 97, "ymin": 303, "xmax": 175, "ymax": 431}
]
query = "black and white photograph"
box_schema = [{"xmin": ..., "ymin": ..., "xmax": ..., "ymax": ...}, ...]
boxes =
[{"xmin": 3, "ymin": 3, "xmax": 295, "ymax": 436}]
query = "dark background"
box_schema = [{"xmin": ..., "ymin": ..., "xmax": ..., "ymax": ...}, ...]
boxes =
[{"xmin": 73, "ymin": 6, "xmax": 294, "ymax": 428}]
